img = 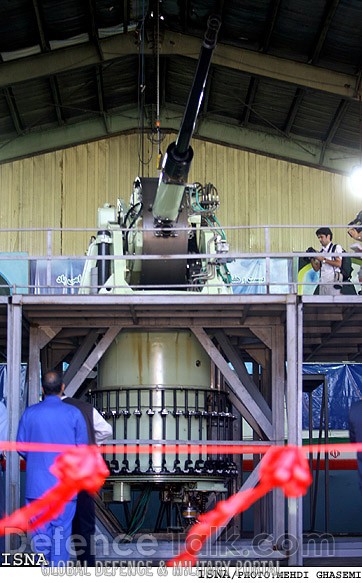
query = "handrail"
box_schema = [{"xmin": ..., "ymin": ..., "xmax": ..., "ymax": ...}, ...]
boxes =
[{"xmin": 0, "ymin": 223, "xmax": 361, "ymax": 295}]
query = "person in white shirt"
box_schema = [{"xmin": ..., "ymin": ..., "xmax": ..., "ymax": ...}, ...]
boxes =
[
  {"xmin": 310, "ymin": 227, "xmax": 342, "ymax": 295},
  {"xmin": 62, "ymin": 394, "xmax": 112, "ymax": 566}
]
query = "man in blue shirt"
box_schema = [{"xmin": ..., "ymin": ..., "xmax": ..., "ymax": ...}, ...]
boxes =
[{"xmin": 17, "ymin": 371, "xmax": 88, "ymax": 566}]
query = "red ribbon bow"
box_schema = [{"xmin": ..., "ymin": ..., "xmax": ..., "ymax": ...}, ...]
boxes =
[
  {"xmin": 0, "ymin": 445, "xmax": 109, "ymax": 535},
  {"xmin": 168, "ymin": 445, "xmax": 312, "ymax": 566}
]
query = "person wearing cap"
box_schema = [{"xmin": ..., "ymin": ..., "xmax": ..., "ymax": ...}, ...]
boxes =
[{"xmin": 310, "ymin": 227, "xmax": 342, "ymax": 295}]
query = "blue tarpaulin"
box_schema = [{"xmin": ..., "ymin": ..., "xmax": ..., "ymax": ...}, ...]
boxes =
[
  {"xmin": 0, "ymin": 364, "xmax": 28, "ymax": 438},
  {"xmin": 302, "ymin": 363, "xmax": 362, "ymax": 430}
]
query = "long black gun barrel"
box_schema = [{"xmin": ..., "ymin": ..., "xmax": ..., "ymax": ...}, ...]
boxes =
[
  {"xmin": 152, "ymin": 16, "xmax": 221, "ymax": 223},
  {"xmin": 175, "ymin": 15, "xmax": 221, "ymax": 158}
]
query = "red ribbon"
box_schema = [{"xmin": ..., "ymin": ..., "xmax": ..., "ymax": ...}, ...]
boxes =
[
  {"xmin": 0, "ymin": 445, "xmax": 109, "ymax": 536},
  {"xmin": 0, "ymin": 440, "xmax": 357, "ymax": 564},
  {"xmin": 167, "ymin": 446, "xmax": 312, "ymax": 566}
]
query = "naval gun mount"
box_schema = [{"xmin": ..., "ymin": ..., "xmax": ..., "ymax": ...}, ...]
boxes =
[
  {"xmin": 80, "ymin": 15, "xmax": 231, "ymax": 294},
  {"xmin": 83, "ymin": 176, "xmax": 232, "ymax": 292},
  {"xmin": 79, "ymin": 16, "xmax": 238, "ymax": 533}
]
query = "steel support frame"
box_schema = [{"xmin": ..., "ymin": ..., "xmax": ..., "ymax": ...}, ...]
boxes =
[
  {"xmin": 28, "ymin": 325, "xmax": 61, "ymax": 405},
  {"xmin": 271, "ymin": 323, "xmax": 286, "ymax": 551},
  {"xmin": 6, "ymin": 293, "xmax": 304, "ymax": 565},
  {"xmin": 5, "ymin": 298, "xmax": 22, "ymax": 552},
  {"xmin": 286, "ymin": 299, "xmax": 304, "ymax": 565},
  {"xmin": 191, "ymin": 323, "xmax": 286, "ymax": 556}
]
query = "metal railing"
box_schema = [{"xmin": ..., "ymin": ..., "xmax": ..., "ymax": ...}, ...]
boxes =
[{"xmin": 0, "ymin": 223, "xmax": 361, "ymax": 295}]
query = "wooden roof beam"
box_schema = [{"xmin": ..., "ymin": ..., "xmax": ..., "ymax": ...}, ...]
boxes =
[
  {"xmin": 0, "ymin": 31, "xmax": 360, "ymax": 101},
  {"xmin": 308, "ymin": 0, "xmax": 341, "ymax": 64},
  {"xmin": 319, "ymin": 98, "xmax": 350, "ymax": 165},
  {"xmin": 260, "ymin": 0, "xmax": 282, "ymax": 53},
  {"xmin": 32, "ymin": 0, "xmax": 49, "ymax": 53},
  {"xmin": 3, "ymin": 88, "xmax": 24, "ymax": 135}
]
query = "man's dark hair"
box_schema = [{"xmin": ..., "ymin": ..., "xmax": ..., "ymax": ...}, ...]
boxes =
[
  {"xmin": 316, "ymin": 227, "xmax": 333, "ymax": 239},
  {"xmin": 42, "ymin": 370, "xmax": 64, "ymax": 395}
]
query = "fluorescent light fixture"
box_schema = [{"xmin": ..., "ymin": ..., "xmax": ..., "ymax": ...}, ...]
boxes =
[{"xmin": 350, "ymin": 164, "xmax": 362, "ymax": 195}]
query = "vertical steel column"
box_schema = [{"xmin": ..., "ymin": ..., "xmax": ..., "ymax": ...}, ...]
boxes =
[
  {"xmin": 29, "ymin": 325, "xmax": 62, "ymax": 405},
  {"xmin": 323, "ymin": 376, "xmax": 330, "ymax": 533},
  {"xmin": 264, "ymin": 226, "xmax": 271, "ymax": 295},
  {"xmin": 272, "ymin": 324, "xmax": 286, "ymax": 546},
  {"xmin": 5, "ymin": 297, "xmax": 22, "ymax": 552},
  {"xmin": 28, "ymin": 326, "xmax": 41, "ymax": 406},
  {"xmin": 286, "ymin": 299, "xmax": 303, "ymax": 566}
]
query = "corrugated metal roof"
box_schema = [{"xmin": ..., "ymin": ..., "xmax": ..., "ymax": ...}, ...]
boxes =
[{"xmin": 0, "ymin": 0, "xmax": 361, "ymax": 171}]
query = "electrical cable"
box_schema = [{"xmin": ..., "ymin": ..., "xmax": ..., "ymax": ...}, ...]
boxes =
[
  {"xmin": 137, "ymin": 0, "xmax": 146, "ymax": 174},
  {"xmin": 155, "ymin": 0, "xmax": 163, "ymax": 169}
]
